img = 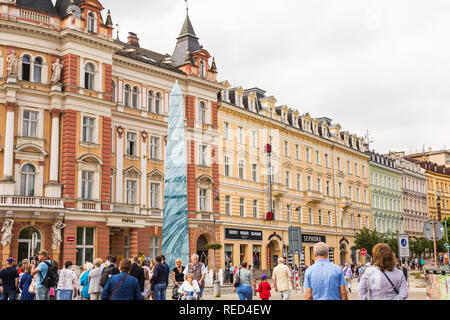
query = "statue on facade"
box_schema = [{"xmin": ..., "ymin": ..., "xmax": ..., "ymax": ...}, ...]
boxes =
[
  {"xmin": 51, "ymin": 219, "xmax": 66, "ymax": 250},
  {"xmin": 6, "ymin": 50, "xmax": 19, "ymax": 76},
  {"xmin": 1, "ymin": 219, "xmax": 14, "ymax": 247},
  {"xmin": 51, "ymin": 58, "xmax": 63, "ymax": 84}
]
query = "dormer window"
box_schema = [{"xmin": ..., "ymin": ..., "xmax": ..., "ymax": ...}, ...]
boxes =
[
  {"xmin": 199, "ymin": 60, "xmax": 206, "ymax": 78},
  {"xmin": 84, "ymin": 63, "xmax": 95, "ymax": 90},
  {"xmin": 87, "ymin": 12, "xmax": 96, "ymax": 33}
]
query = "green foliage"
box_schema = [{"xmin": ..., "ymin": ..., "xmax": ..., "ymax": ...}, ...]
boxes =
[
  {"xmin": 206, "ymin": 243, "xmax": 222, "ymax": 250},
  {"xmin": 351, "ymin": 227, "xmax": 382, "ymax": 256}
]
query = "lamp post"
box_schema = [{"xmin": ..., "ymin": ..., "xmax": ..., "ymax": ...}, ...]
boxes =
[
  {"xmin": 289, "ymin": 199, "xmax": 301, "ymax": 292},
  {"xmin": 213, "ymin": 188, "xmax": 220, "ymax": 296}
]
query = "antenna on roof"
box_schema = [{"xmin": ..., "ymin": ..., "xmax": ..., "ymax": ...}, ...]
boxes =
[
  {"xmin": 365, "ymin": 129, "xmax": 374, "ymax": 149},
  {"xmin": 185, "ymin": 0, "xmax": 189, "ymax": 16},
  {"xmin": 115, "ymin": 23, "xmax": 119, "ymax": 40}
]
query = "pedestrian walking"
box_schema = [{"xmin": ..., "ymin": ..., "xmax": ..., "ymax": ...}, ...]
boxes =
[
  {"xmin": 143, "ymin": 260, "xmax": 154, "ymax": 300},
  {"xmin": 228, "ymin": 263, "xmax": 234, "ymax": 283},
  {"xmin": 79, "ymin": 262, "xmax": 93, "ymax": 300},
  {"xmin": 31, "ymin": 250, "xmax": 56, "ymax": 300},
  {"xmin": 272, "ymin": 258, "xmax": 294, "ymax": 300},
  {"xmin": 130, "ymin": 256, "xmax": 145, "ymax": 296},
  {"xmin": 183, "ymin": 254, "xmax": 207, "ymax": 299},
  {"xmin": 255, "ymin": 274, "xmax": 271, "ymax": 300},
  {"xmin": 101, "ymin": 259, "xmax": 143, "ymax": 300},
  {"xmin": 358, "ymin": 243, "xmax": 408, "ymax": 300},
  {"xmin": 233, "ymin": 261, "xmax": 255, "ymax": 300},
  {"xmin": 100, "ymin": 256, "xmax": 120, "ymax": 288},
  {"xmin": 0, "ymin": 257, "xmax": 19, "ymax": 300},
  {"xmin": 304, "ymin": 242, "xmax": 348, "ymax": 300},
  {"xmin": 343, "ymin": 263, "xmax": 353, "ymax": 292},
  {"xmin": 88, "ymin": 258, "xmax": 104, "ymax": 300},
  {"xmin": 172, "ymin": 258, "xmax": 185, "ymax": 300},
  {"xmin": 56, "ymin": 261, "xmax": 77, "ymax": 300},
  {"xmin": 178, "ymin": 273, "xmax": 201, "ymax": 300},
  {"xmin": 151, "ymin": 256, "xmax": 169, "ymax": 300},
  {"xmin": 19, "ymin": 264, "xmax": 35, "ymax": 300}
]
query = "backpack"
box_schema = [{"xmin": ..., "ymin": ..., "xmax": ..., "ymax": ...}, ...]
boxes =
[
  {"xmin": 100, "ymin": 265, "xmax": 118, "ymax": 288},
  {"xmin": 41, "ymin": 261, "xmax": 59, "ymax": 288}
]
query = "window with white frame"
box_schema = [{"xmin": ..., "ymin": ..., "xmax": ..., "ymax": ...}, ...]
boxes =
[
  {"xmin": 81, "ymin": 170, "xmax": 94, "ymax": 200},
  {"xmin": 150, "ymin": 137, "xmax": 160, "ymax": 159},
  {"xmin": 317, "ymin": 178, "xmax": 321, "ymax": 193},
  {"xmin": 306, "ymin": 148, "xmax": 311, "ymax": 163},
  {"xmin": 295, "ymin": 145, "xmax": 300, "ymax": 160},
  {"xmin": 356, "ymin": 188, "xmax": 360, "ymax": 202},
  {"xmin": 198, "ymin": 101, "xmax": 207, "ymax": 123},
  {"xmin": 355, "ymin": 163, "xmax": 359, "ymax": 176},
  {"xmin": 298, "ymin": 207, "xmax": 302, "ymax": 223},
  {"xmin": 22, "ymin": 110, "xmax": 38, "ymax": 137},
  {"xmin": 149, "ymin": 236, "xmax": 160, "ymax": 260},
  {"xmin": 199, "ymin": 144, "xmax": 208, "ymax": 166},
  {"xmin": 124, "ymin": 235, "xmax": 130, "ymax": 259},
  {"xmin": 325, "ymin": 153, "xmax": 329, "ymax": 168},
  {"xmin": 296, "ymin": 173, "xmax": 301, "ymax": 190},
  {"xmin": 238, "ymin": 160, "xmax": 244, "ymax": 179},
  {"xmin": 337, "ymin": 157, "xmax": 341, "ymax": 171},
  {"xmin": 347, "ymin": 160, "xmax": 351, "ymax": 174},
  {"xmin": 84, "ymin": 63, "xmax": 95, "ymax": 90},
  {"xmin": 253, "ymin": 200, "xmax": 258, "ymax": 218},
  {"xmin": 252, "ymin": 164, "xmax": 257, "ymax": 182},
  {"xmin": 147, "ymin": 90, "xmax": 153, "ymax": 112},
  {"xmin": 126, "ymin": 180, "xmax": 137, "ymax": 204},
  {"xmin": 132, "ymin": 86, "xmax": 139, "ymax": 109},
  {"xmin": 87, "ymin": 12, "xmax": 96, "ymax": 32},
  {"xmin": 225, "ymin": 195, "xmax": 231, "ymax": 216},
  {"xmin": 239, "ymin": 198, "xmax": 245, "ymax": 217},
  {"xmin": 251, "ymin": 130, "xmax": 257, "ymax": 148},
  {"xmin": 124, "ymin": 84, "xmax": 131, "ymax": 107},
  {"xmin": 338, "ymin": 182, "xmax": 342, "ymax": 197},
  {"xmin": 155, "ymin": 93, "xmax": 161, "ymax": 114},
  {"xmin": 150, "ymin": 182, "xmax": 161, "ymax": 209},
  {"xmin": 126, "ymin": 132, "xmax": 137, "ymax": 156},
  {"xmin": 318, "ymin": 209, "xmax": 322, "ymax": 225},
  {"xmin": 20, "ymin": 164, "xmax": 36, "ymax": 197},
  {"xmin": 224, "ymin": 156, "xmax": 230, "ymax": 177},
  {"xmin": 33, "ymin": 57, "xmax": 42, "ymax": 83},
  {"xmin": 307, "ymin": 176, "xmax": 312, "ymax": 190},
  {"xmin": 82, "ymin": 116, "xmax": 95, "ymax": 143},
  {"xmin": 326, "ymin": 181, "xmax": 330, "ymax": 196},
  {"xmin": 287, "ymin": 204, "xmax": 292, "ymax": 223},
  {"xmin": 316, "ymin": 151, "xmax": 320, "ymax": 165},
  {"xmin": 199, "ymin": 188, "xmax": 208, "ymax": 212},
  {"xmin": 349, "ymin": 186, "xmax": 352, "ymax": 200},
  {"xmin": 328, "ymin": 211, "xmax": 332, "ymax": 226},
  {"xmin": 284, "ymin": 141, "xmax": 289, "ymax": 156},
  {"xmin": 309, "ymin": 208, "xmax": 313, "ymax": 224},
  {"xmin": 76, "ymin": 227, "xmax": 94, "ymax": 267},
  {"xmin": 224, "ymin": 122, "xmax": 229, "ymax": 140},
  {"xmin": 285, "ymin": 171, "xmax": 290, "ymax": 188},
  {"xmin": 199, "ymin": 60, "xmax": 206, "ymax": 77},
  {"xmin": 21, "ymin": 55, "xmax": 31, "ymax": 81},
  {"xmin": 238, "ymin": 127, "xmax": 244, "ymax": 144}
]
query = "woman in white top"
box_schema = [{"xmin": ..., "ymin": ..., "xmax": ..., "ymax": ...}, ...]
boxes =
[
  {"xmin": 56, "ymin": 261, "xmax": 77, "ymax": 300},
  {"xmin": 178, "ymin": 273, "xmax": 201, "ymax": 300},
  {"xmin": 358, "ymin": 243, "xmax": 408, "ymax": 300}
]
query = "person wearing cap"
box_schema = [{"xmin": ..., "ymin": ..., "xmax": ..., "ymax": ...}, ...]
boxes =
[
  {"xmin": 255, "ymin": 274, "xmax": 271, "ymax": 300},
  {"xmin": 0, "ymin": 257, "xmax": 19, "ymax": 300}
]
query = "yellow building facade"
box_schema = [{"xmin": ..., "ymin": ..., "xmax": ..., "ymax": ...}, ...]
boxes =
[{"xmin": 216, "ymin": 84, "xmax": 372, "ymax": 273}]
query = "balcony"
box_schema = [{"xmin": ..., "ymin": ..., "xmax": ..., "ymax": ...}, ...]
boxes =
[
  {"xmin": 338, "ymin": 196, "xmax": 352, "ymax": 209},
  {"xmin": 272, "ymin": 183, "xmax": 287, "ymax": 197},
  {"xmin": 303, "ymin": 190, "xmax": 324, "ymax": 203},
  {"xmin": 77, "ymin": 200, "xmax": 101, "ymax": 212},
  {"xmin": 0, "ymin": 196, "xmax": 63, "ymax": 209},
  {"xmin": 111, "ymin": 203, "xmax": 141, "ymax": 215}
]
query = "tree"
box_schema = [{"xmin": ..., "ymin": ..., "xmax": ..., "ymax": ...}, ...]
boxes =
[{"xmin": 351, "ymin": 228, "xmax": 382, "ymax": 256}]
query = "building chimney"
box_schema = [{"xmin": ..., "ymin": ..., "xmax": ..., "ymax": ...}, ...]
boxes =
[{"xmin": 127, "ymin": 32, "xmax": 140, "ymax": 47}]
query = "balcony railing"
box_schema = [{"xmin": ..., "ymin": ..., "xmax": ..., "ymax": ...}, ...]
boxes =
[
  {"xmin": 77, "ymin": 200, "xmax": 101, "ymax": 212},
  {"xmin": 0, "ymin": 196, "xmax": 64, "ymax": 209},
  {"xmin": 303, "ymin": 190, "xmax": 324, "ymax": 203},
  {"xmin": 111, "ymin": 203, "xmax": 141, "ymax": 215},
  {"xmin": 338, "ymin": 196, "xmax": 352, "ymax": 209}
]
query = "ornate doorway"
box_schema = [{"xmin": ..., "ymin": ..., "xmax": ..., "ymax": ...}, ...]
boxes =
[
  {"xmin": 196, "ymin": 235, "xmax": 209, "ymax": 266},
  {"xmin": 18, "ymin": 227, "xmax": 41, "ymax": 265}
]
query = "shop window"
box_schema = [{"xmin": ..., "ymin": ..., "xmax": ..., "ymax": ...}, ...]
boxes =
[
  {"xmin": 76, "ymin": 227, "xmax": 94, "ymax": 267},
  {"xmin": 224, "ymin": 244, "xmax": 233, "ymax": 268},
  {"xmin": 253, "ymin": 245, "xmax": 261, "ymax": 270}
]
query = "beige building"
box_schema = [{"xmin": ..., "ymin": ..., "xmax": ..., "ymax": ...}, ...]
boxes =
[{"xmin": 216, "ymin": 84, "xmax": 372, "ymax": 273}]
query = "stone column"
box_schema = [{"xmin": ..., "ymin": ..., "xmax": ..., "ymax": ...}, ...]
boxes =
[
  {"xmin": 116, "ymin": 127, "xmax": 124, "ymax": 203},
  {"xmin": 45, "ymin": 109, "xmax": 62, "ymax": 198},
  {"xmin": 0, "ymin": 103, "xmax": 16, "ymax": 195},
  {"xmin": 130, "ymin": 228, "xmax": 139, "ymax": 258}
]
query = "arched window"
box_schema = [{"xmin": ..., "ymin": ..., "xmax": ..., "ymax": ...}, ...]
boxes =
[
  {"xmin": 132, "ymin": 86, "xmax": 139, "ymax": 109},
  {"xmin": 22, "ymin": 55, "xmax": 31, "ymax": 81},
  {"xmin": 147, "ymin": 90, "xmax": 154, "ymax": 112},
  {"xmin": 18, "ymin": 227, "xmax": 42, "ymax": 264},
  {"xmin": 33, "ymin": 57, "xmax": 42, "ymax": 83},
  {"xmin": 111, "ymin": 81, "xmax": 116, "ymax": 102},
  {"xmin": 199, "ymin": 60, "xmax": 206, "ymax": 78},
  {"xmin": 87, "ymin": 12, "xmax": 96, "ymax": 33},
  {"xmin": 124, "ymin": 84, "xmax": 131, "ymax": 107},
  {"xmin": 198, "ymin": 101, "xmax": 207, "ymax": 123},
  {"xmin": 84, "ymin": 63, "xmax": 95, "ymax": 90},
  {"xmin": 20, "ymin": 164, "xmax": 36, "ymax": 197},
  {"xmin": 155, "ymin": 92, "xmax": 161, "ymax": 114}
]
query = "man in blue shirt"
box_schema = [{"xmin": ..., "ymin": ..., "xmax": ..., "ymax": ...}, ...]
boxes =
[
  {"xmin": 101, "ymin": 259, "xmax": 142, "ymax": 300},
  {"xmin": 31, "ymin": 250, "xmax": 53, "ymax": 300},
  {"xmin": 304, "ymin": 242, "xmax": 348, "ymax": 300}
]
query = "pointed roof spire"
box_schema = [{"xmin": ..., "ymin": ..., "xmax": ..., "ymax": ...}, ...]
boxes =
[
  {"xmin": 211, "ymin": 57, "xmax": 217, "ymax": 72},
  {"xmin": 178, "ymin": 12, "xmax": 198, "ymax": 39},
  {"xmin": 105, "ymin": 9, "xmax": 113, "ymax": 27}
]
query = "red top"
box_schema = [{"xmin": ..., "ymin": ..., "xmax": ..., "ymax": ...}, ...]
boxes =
[{"xmin": 256, "ymin": 281, "xmax": 271, "ymax": 300}]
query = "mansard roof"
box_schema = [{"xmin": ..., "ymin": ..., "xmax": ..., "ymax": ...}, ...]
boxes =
[
  {"xmin": 55, "ymin": 0, "xmax": 83, "ymax": 17},
  {"xmin": 17, "ymin": 0, "xmax": 57, "ymax": 16}
]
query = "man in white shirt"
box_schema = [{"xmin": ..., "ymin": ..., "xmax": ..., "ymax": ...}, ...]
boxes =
[
  {"xmin": 272, "ymin": 257, "xmax": 294, "ymax": 300},
  {"xmin": 183, "ymin": 254, "xmax": 207, "ymax": 299}
]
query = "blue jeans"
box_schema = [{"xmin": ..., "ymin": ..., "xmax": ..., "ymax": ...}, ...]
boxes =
[
  {"xmin": 236, "ymin": 285, "xmax": 253, "ymax": 300},
  {"xmin": 36, "ymin": 286, "xmax": 50, "ymax": 300},
  {"xmin": 56, "ymin": 289, "xmax": 73, "ymax": 300},
  {"xmin": 199, "ymin": 286, "xmax": 204, "ymax": 298},
  {"xmin": 153, "ymin": 283, "xmax": 167, "ymax": 300},
  {"xmin": 1, "ymin": 289, "xmax": 17, "ymax": 300}
]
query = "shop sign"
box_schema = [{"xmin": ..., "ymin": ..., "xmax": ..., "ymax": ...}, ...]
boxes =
[
  {"xmin": 106, "ymin": 217, "xmax": 146, "ymax": 228},
  {"xmin": 225, "ymin": 228, "xmax": 263, "ymax": 241},
  {"xmin": 302, "ymin": 234, "xmax": 326, "ymax": 243}
]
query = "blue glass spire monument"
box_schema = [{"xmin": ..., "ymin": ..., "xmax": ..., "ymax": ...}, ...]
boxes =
[{"xmin": 161, "ymin": 81, "xmax": 189, "ymax": 269}]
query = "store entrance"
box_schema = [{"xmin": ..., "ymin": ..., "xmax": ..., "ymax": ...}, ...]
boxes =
[
  {"xmin": 268, "ymin": 240, "xmax": 281, "ymax": 270},
  {"xmin": 18, "ymin": 227, "xmax": 41, "ymax": 265},
  {"xmin": 197, "ymin": 235, "xmax": 209, "ymax": 266}
]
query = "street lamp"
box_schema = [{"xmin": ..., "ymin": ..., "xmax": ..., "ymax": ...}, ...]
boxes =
[
  {"xmin": 289, "ymin": 199, "xmax": 301, "ymax": 293},
  {"xmin": 213, "ymin": 189, "xmax": 220, "ymax": 280}
]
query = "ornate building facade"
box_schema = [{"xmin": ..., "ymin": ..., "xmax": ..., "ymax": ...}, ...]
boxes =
[
  {"xmin": 0, "ymin": 0, "xmax": 223, "ymax": 268},
  {"xmin": 388, "ymin": 152, "xmax": 428, "ymax": 236},
  {"xmin": 217, "ymin": 84, "xmax": 372, "ymax": 271}
]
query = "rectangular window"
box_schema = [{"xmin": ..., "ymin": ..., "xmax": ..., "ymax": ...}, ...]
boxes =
[
  {"xmin": 307, "ymin": 176, "xmax": 312, "ymax": 190},
  {"xmin": 356, "ymin": 188, "xmax": 360, "ymax": 202},
  {"xmin": 225, "ymin": 195, "xmax": 231, "ymax": 216},
  {"xmin": 318, "ymin": 209, "xmax": 322, "ymax": 225},
  {"xmin": 337, "ymin": 157, "xmax": 341, "ymax": 171},
  {"xmin": 347, "ymin": 161, "xmax": 351, "ymax": 174},
  {"xmin": 224, "ymin": 122, "xmax": 229, "ymax": 140},
  {"xmin": 81, "ymin": 170, "xmax": 94, "ymax": 200},
  {"xmin": 285, "ymin": 171, "xmax": 290, "ymax": 188},
  {"xmin": 199, "ymin": 145, "xmax": 208, "ymax": 166},
  {"xmin": 362, "ymin": 165, "xmax": 366, "ymax": 178},
  {"xmin": 298, "ymin": 207, "xmax": 302, "ymax": 224},
  {"xmin": 325, "ymin": 153, "xmax": 329, "ymax": 168},
  {"xmin": 326, "ymin": 181, "xmax": 330, "ymax": 196},
  {"xmin": 252, "ymin": 164, "xmax": 257, "ymax": 182},
  {"xmin": 224, "ymin": 157, "xmax": 230, "ymax": 177},
  {"xmin": 306, "ymin": 148, "xmax": 311, "ymax": 163},
  {"xmin": 126, "ymin": 132, "xmax": 137, "ymax": 156},
  {"xmin": 22, "ymin": 110, "xmax": 38, "ymax": 138},
  {"xmin": 238, "ymin": 127, "xmax": 244, "ymax": 144},
  {"xmin": 317, "ymin": 178, "xmax": 321, "ymax": 193},
  {"xmin": 149, "ymin": 236, "xmax": 160, "ymax": 260},
  {"xmin": 349, "ymin": 186, "xmax": 353, "ymax": 200},
  {"xmin": 328, "ymin": 211, "xmax": 332, "ymax": 226},
  {"xmin": 287, "ymin": 204, "xmax": 292, "ymax": 223},
  {"xmin": 225, "ymin": 244, "xmax": 233, "ymax": 266},
  {"xmin": 251, "ymin": 130, "xmax": 257, "ymax": 148},
  {"xmin": 253, "ymin": 200, "xmax": 258, "ymax": 218},
  {"xmin": 199, "ymin": 189, "xmax": 208, "ymax": 212},
  {"xmin": 126, "ymin": 180, "xmax": 137, "ymax": 204},
  {"xmin": 296, "ymin": 174, "xmax": 301, "ymax": 190},
  {"xmin": 150, "ymin": 183, "xmax": 160, "ymax": 209},
  {"xmin": 364, "ymin": 190, "xmax": 367, "ymax": 203},
  {"xmin": 284, "ymin": 141, "xmax": 289, "ymax": 156},
  {"xmin": 355, "ymin": 163, "xmax": 359, "ymax": 176},
  {"xmin": 295, "ymin": 145, "xmax": 300, "ymax": 160},
  {"xmin": 316, "ymin": 151, "xmax": 320, "ymax": 165},
  {"xmin": 240, "ymin": 198, "xmax": 245, "ymax": 217},
  {"xmin": 238, "ymin": 160, "xmax": 244, "ymax": 179},
  {"xmin": 150, "ymin": 137, "xmax": 160, "ymax": 159},
  {"xmin": 124, "ymin": 235, "xmax": 130, "ymax": 259},
  {"xmin": 338, "ymin": 182, "xmax": 342, "ymax": 197},
  {"xmin": 76, "ymin": 227, "xmax": 94, "ymax": 267},
  {"xmin": 82, "ymin": 116, "xmax": 95, "ymax": 143},
  {"xmin": 309, "ymin": 208, "xmax": 313, "ymax": 225}
]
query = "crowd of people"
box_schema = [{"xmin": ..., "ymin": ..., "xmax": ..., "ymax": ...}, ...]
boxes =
[{"xmin": 0, "ymin": 250, "xmax": 209, "ymax": 301}]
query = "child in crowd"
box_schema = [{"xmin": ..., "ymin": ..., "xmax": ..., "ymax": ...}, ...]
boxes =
[{"xmin": 255, "ymin": 274, "xmax": 271, "ymax": 301}]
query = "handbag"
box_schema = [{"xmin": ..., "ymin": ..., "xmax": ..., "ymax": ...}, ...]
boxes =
[
  {"xmin": 381, "ymin": 270, "xmax": 399, "ymax": 295},
  {"xmin": 234, "ymin": 270, "xmax": 241, "ymax": 288},
  {"xmin": 28, "ymin": 279, "xmax": 36, "ymax": 294},
  {"xmin": 172, "ymin": 285, "xmax": 180, "ymax": 300}
]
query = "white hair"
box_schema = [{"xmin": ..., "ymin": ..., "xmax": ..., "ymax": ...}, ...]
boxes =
[
  {"xmin": 313, "ymin": 242, "xmax": 329, "ymax": 257},
  {"xmin": 278, "ymin": 257, "xmax": 285, "ymax": 264},
  {"xmin": 191, "ymin": 253, "xmax": 199, "ymax": 260}
]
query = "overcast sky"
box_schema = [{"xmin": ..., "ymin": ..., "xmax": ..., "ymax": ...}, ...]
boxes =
[{"xmin": 101, "ymin": 0, "xmax": 449, "ymax": 154}]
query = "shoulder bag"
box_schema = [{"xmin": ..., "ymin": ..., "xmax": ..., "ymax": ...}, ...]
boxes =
[
  {"xmin": 110, "ymin": 274, "xmax": 129, "ymax": 300},
  {"xmin": 28, "ymin": 277, "xmax": 36, "ymax": 294},
  {"xmin": 381, "ymin": 270, "xmax": 399, "ymax": 295}
]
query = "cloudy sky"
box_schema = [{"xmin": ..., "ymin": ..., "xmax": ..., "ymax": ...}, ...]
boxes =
[{"xmin": 102, "ymin": 0, "xmax": 449, "ymax": 154}]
